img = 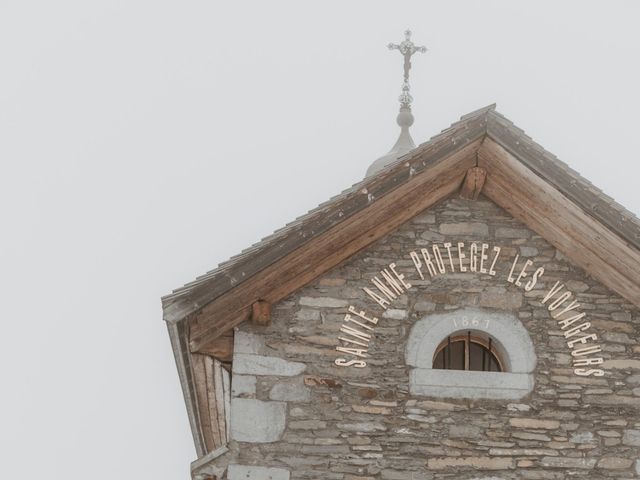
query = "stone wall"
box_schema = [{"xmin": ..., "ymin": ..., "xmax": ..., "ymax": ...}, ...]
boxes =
[{"xmin": 223, "ymin": 196, "xmax": 640, "ymax": 480}]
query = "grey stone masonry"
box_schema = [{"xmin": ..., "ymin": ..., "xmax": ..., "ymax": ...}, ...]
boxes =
[
  {"xmin": 227, "ymin": 464, "xmax": 290, "ymax": 480},
  {"xmin": 220, "ymin": 196, "xmax": 640, "ymax": 480}
]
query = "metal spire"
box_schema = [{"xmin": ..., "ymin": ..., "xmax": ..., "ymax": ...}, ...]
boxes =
[{"xmin": 365, "ymin": 30, "xmax": 427, "ymax": 177}]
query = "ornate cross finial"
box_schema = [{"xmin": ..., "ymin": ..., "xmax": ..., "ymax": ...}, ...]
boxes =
[
  {"xmin": 365, "ymin": 30, "xmax": 426, "ymax": 177},
  {"xmin": 388, "ymin": 30, "xmax": 427, "ymax": 107}
]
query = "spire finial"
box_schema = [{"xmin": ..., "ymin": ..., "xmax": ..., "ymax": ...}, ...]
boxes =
[
  {"xmin": 388, "ymin": 29, "xmax": 427, "ymax": 108},
  {"xmin": 365, "ymin": 30, "xmax": 427, "ymax": 177}
]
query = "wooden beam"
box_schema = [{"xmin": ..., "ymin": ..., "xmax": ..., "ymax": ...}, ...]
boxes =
[
  {"xmin": 196, "ymin": 330, "xmax": 234, "ymax": 362},
  {"xmin": 479, "ymin": 138, "xmax": 640, "ymax": 308},
  {"xmin": 251, "ymin": 300, "xmax": 272, "ymax": 326},
  {"xmin": 189, "ymin": 140, "xmax": 481, "ymax": 352},
  {"xmin": 486, "ymin": 115, "xmax": 640, "ymax": 251},
  {"xmin": 190, "ymin": 446, "xmax": 229, "ymax": 480},
  {"xmin": 191, "ymin": 353, "xmax": 216, "ymax": 452},
  {"xmin": 191, "ymin": 354, "xmax": 231, "ymax": 453},
  {"xmin": 459, "ymin": 166, "xmax": 487, "ymax": 200},
  {"xmin": 204, "ymin": 355, "xmax": 224, "ymax": 448}
]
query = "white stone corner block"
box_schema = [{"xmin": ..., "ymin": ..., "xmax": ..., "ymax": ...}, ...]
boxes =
[
  {"xmin": 231, "ymin": 398, "xmax": 286, "ymax": 443},
  {"xmin": 232, "ymin": 353, "xmax": 306, "ymax": 376},
  {"xmin": 227, "ymin": 464, "xmax": 290, "ymax": 480},
  {"xmin": 231, "ymin": 375, "xmax": 257, "ymax": 397}
]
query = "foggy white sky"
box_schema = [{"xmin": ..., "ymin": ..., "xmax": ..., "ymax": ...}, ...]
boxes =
[{"xmin": 1, "ymin": 1, "xmax": 639, "ymax": 479}]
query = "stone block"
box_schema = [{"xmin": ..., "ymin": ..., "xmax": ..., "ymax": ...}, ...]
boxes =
[
  {"xmin": 230, "ymin": 398, "xmax": 286, "ymax": 443},
  {"xmin": 622, "ymin": 429, "xmax": 640, "ymax": 446},
  {"xmin": 583, "ymin": 394, "xmax": 640, "ymax": 406},
  {"xmin": 489, "ymin": 448, "xmax": 558, "ymax": 456},
  {"xmin": 539, "ymin": 457, "xmax": 596, "ymax": 469},
  {"xmin": 427, "ymin": 456, "xmax": 513, "ymax": 470},
  {"xmin": 295, "ymin": 309, "xmax": 320, "ymax": 321},
  {"xmin": 519, "ymin": 246, "xmax": 539, "ymax": 257},
  {"xmin": 512, "ymin": 432, "xmax": 551, "ymax": 441},
  {"xmin": 288, "ymin": 420, "xmax": 326, "ymax": 429},
  {"xmin": 299, "ymin": 296, "xmax": 348, "ymax": 308},
  {"xmin": 382, "ymin": 308, "xmax": 407, "ymax": 320},
  {"xmin": 420, "ymin": 230, "xmax": 445, "ymax": 242},
  {"xmin": 406, "ymin": 414, "xmax": 436, "ymax": 423},
  {"xmin": 233, "ymin": 354, "xmax": 306, "ymax": 376},
  {"xmin": 566, "ymin": 280, "xmax": 589, "ymax": 292},
  {"xmin": 439, "ymin": 222, "xmax": 489, "ymax": 236},
  {"xmin": 611, "ymin": 311, "xmax": 632, "ymax": 322},
  {"xmin": 411, "ymin": 369, "xmax": 534, "ymax": 400},
  {"xmin": 603, "ymin": 359, "xmax": 640, "ymax": 370},
  {"xmin": 231, "ymin": 375, "xmax": 256, "ymax": 397},
  {"xmin": 569, "ymin": 432, "xmax": 595, "ymax": 444},
  {"xmin": 509, "ymin": 418, "xmax": 560, "ymax": 430},
  {"xmin": 602, "ymin": 332, "xmax": 634, "ymax": 344},
  {"xmin": 496, "ymin": 227, "xmax": 530, "ymax": 238},
  {"xmin": 227, "ymin": 464, "xmax": 290, "ymax": 480},
  {"xmin": 234, "ymin": 331, "xmax": 265, "ymax": 355},
  {"xmin": 303, "ymin": 375, "xmax": 341, "ymax": 388},
  {"xmin": 352, "ymin": 404, "xmax": 392, "ymax": 415},
  {"xmin": 269, "ymin": 381, "xmax": 311, "ymax": 402},
  {"xmin": 449, "ymin": 424, "xmax": 481, "ymax": 438},
  {"xmin": 337, "ymin": 422, "xmax": 386, "ymax": 432},
  {"xmin": 381, "ymin": 470, "xmax": 430, "ymax": 480},
  {"xmin": 416, "ymin": 400, "xmax": 467, "ymax": 411},
  {"xmin": 300, "ymin": 445, "xmax": 350, "ymax": 455},
  {"xmin": 412, "ymin": 211, "xmax": 436, "ymax": 224},
  {"xmin": 413, "ymin": 300, "xmax": 436, "ymax": 312},
  {"xmin": 479, "ymin": 291, "xmax": 523, "ymax": 309},
  {"xmin": 597, "ymin": 457, "xmax": 633, "ymax": 469}
]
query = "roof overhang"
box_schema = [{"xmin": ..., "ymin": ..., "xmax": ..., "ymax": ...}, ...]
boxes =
[{"xmin": 163, "ymin": 105, "xmax": 640, "ymax": 351}]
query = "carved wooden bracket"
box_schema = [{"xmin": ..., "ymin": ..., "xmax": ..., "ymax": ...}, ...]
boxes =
[
  {"xmin": 459, "ymin": 166, "xmax": 487, "ymax": 200},
  {"xmin": 251, "ymin": 300, "xmax": 272, "ymax": 326}
]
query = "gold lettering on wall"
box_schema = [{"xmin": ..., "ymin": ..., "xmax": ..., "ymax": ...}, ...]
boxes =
[{"xmin": 333, "ymin": 240, "xmax": 606, "ymax": 377}]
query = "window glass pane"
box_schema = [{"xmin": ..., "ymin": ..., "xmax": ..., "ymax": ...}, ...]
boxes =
[
  {"xmin": 448, "ymin": 340, "xmax": 464, "ymax": 370},
  {"xmin": 433, "ymin": 340, "xmax": 465, "ymax": 370},
  {"xmin": 489, "ymin": 355, "xmax": 499, "ymax": 372},
  {"xmin": 433, "ymin": 336, "xmax": 503, "ymax": 372},
  {"xmin": 469, "ymin": 342, "xmax": 485, "ymax": 371}
]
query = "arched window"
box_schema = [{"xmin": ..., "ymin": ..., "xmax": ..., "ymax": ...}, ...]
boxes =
[
  {"xmin": 406, "ymin": 309, "xmax": 536, "ymax": 400},
  {"xmin": 433, "ymin": 332, "xmax": 503, "ymax": 372}
]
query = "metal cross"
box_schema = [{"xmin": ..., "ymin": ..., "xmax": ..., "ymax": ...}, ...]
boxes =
[{"xmin": 388, "ymin": 30, "xmax": 427, "ymax": 84}]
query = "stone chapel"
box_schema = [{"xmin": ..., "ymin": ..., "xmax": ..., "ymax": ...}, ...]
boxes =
[{"xmin": 162, "ymin": 31, "xmax": 640, "ymax": 480}]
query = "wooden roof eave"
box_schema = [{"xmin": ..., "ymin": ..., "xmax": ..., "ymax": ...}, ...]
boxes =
[
  {"xmin": 478, "ymin": 137, "xmax": 640, "ymax": 307},
  {"xmin": 174, "ymin": 108, "xmax": 640, "ymax": 354},
  {"xmin": 188, "ymin": 136, "xmax": 484, "ymax": 352}
]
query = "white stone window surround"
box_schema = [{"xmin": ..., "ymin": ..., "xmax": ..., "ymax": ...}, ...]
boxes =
[{"xmin": 406, "ymin": 308, "xmax": 536, "ymax": 400}]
